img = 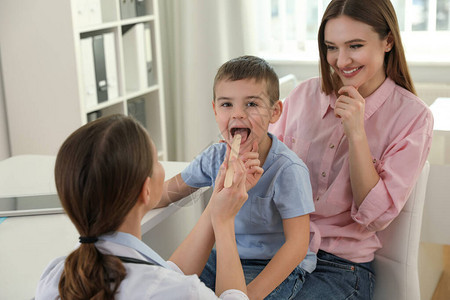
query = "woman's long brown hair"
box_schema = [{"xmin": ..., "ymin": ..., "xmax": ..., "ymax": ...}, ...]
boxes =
[
  {"xmin": 318, "ymin": 0, "xmax": 417, "ymax": 96},
  {"xmin": 54, "ymin": 114, "xmax": 153, "ymax": 299}
]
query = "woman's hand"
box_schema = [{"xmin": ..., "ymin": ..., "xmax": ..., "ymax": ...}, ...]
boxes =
[
  {"xmin": 210, "ymin": 155, "xmax": 248, "ymax": 227},
  {"xmin": 335, "ymin": 85, "xmax": 380, "ymax": 207},
  {"xmin": 334, "ymin": 85, "xmax": 366, "ymax": 141},
  {"xmin": 240, "ymin": 141, "xmax": 264, "ymax": 191}
]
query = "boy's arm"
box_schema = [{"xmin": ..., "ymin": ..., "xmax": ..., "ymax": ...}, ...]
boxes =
[
  {"xmin": 155, "ymin": 173, "xmax": 198, "ymax": 208},
  {"xmin": 247, "ymin": 214, "xmax": 310, "ymax": 300}
]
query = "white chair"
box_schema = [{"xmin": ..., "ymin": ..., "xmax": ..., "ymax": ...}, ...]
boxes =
[
  {"xmin": 279, "ymin": 74, "xmax": 298, "ymax": 100},
  {"xmin": 373, "ymin": 161, "xmax": 430, "ymax": 300}
]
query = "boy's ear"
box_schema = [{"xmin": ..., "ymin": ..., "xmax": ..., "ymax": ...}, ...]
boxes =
[
  {"xmin": 212, "ymin": 100, "xmax": 217, "ymax": 116},
  {"xmin": 269, "ymin": 100, "xmax": 283, "ymax": 123}
]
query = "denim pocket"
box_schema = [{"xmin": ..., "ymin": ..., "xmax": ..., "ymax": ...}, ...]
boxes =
[
  {"xmin": 316, "ymin": 255, "xmax": 359, "ymax": 298},
  {"xmin": 317, "ymin": 256, "xmax": 356, "ymax": 272},
  {"xmin": 266, "ymin": 266, "xmax": 306, "ymax": 300}
]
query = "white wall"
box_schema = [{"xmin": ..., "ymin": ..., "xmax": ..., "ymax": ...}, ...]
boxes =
[{"xmin": 0, "ymin": 48, "xmax": 11, "ymax": 160}]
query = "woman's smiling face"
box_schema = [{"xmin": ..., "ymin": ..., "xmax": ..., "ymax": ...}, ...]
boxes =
[{"xmin": 324, "ymin": 15, "xmax": 392, "ymax": 97}]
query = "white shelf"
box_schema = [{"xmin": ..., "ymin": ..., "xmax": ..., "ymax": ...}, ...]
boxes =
[{"xmin": 0, "ymin": 0, "xmax": 168, "ymax": 160}]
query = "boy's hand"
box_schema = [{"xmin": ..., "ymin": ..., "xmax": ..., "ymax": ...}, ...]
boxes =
[
  {"xmin": 220, "ymin": 139, "xmax": 263, "ymax": 191},
  {"xmin": 240, "ymin": 141, "xmax": 264, "ymax": 191}
]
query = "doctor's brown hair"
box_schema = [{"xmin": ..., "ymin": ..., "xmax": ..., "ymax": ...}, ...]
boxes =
[
  {"xmin": 54, "ymin": 114, "xmax": 153, "ymax": 300},
  {"xmin": 318, "ymin": 0, "xmax": 416, "ymax": 96}
]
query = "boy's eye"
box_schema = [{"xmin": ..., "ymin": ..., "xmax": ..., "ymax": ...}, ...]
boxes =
[
  {"xmin": 220, "ymin": 102, "xmax": 232, "ymax": 107},
  {"xmin": 246, "ymin": 101, "xmax": 258, "ymax": 107}
]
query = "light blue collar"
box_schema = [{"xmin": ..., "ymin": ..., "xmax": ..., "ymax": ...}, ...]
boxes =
[{"xmin": 98, "ymin": 232, "xmax": 170, "ymax": 269}]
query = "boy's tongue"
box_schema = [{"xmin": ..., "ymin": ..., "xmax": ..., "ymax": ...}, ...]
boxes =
[{"xmin": 232, "ymin": 128, "xmax": 249, "ymax": 144}]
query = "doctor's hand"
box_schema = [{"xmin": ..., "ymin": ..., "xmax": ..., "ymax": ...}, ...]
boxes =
[
  {"xmin": 334, "ymin": 85, "xmax": 366, "ymax": 141},
  {"xmin": 209, "ymin": 157, "xmax": 248, "ymax": 227}
]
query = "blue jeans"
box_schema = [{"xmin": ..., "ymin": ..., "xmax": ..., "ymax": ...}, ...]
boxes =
[
  {"xmin": 293, "ymin": 250, "xmax": 375, "ymax": 300},
  {"xmin": 199, "ymin": 249, "xmax": 306, "ymax": 299}
]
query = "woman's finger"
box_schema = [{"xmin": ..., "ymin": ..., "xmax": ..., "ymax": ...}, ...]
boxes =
[
  {"xmin": 338, "ymin": 85, "xmax": 358, "ymax": 96},
  {"xmin": 233, "ymin": 159, "xmax": 247, "ymax": 189},
  {"xmin": 214, "ymin": 160, "xmax": 227, "ymax": 190}
]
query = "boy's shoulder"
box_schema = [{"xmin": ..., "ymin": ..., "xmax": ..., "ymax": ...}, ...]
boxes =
[
  {"xmin": 197, "ymin": 142, "xmax": 227, "ymax": 159},
  {"xmin": 268, "ymin": 133, "xmax": 308, "ymax": 170}
]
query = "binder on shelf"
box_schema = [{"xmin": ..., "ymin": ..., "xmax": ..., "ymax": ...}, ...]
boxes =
[
  {"xmin": 87, "ymin": 110, "xmax": 102, "ymax": 123},
  {"xmin": 120, "ymin": 0, "xmax": 137, "ymax": 19},
  {"xmin": 136, "ymin": 0, "xmax": 146, "ymax": 17},
  {"xmin": 119, "ymin": 0, "xmax": 127, "ymax": 19},
  {"xmin": 128, "ymin": 0, "xmax": 137, "ymax": 18},
  {"xmin": 80, "ymin": 37, "xmax": 97, "ymax": 109},
  {"xmin": 76, "ymin": 0, "xmax": 102, "ymax": 27},
  {"xmin": 87, "ymin": 0, "xmax": 102, "ymax": 26},
  {"xmin": 127, "ymin": 98, "xmax": 147, "ymax": 128},
  {"xmin": 144, "ymin": 23, "xmax": 155, "ymax": 87},
  {"xmin": 103, "ymin": 32, "xmax": 119, "ymax": 100},
  {"xmin": 75, "ymin": 0, "xmax": 89, "ymax": 27},
  {"xmin": 123, "ymin": 23, "xmax": 147, "ymax": 92},
  {"xmin": 92, "ymin": 34, "xmax": 108, "ymax": 103}
]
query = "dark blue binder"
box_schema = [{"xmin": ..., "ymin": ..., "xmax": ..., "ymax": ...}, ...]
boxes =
[
  {"xmin": 92, "ymin": 34, "xmax": 108, "ymax": 103},
  {"xmin": 136, "ymin": 0, "xmax": 146, "ymax": 17}
]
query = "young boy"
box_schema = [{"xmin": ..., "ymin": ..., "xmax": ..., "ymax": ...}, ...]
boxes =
[{"xmin": 159, "ymin": 55, "xmax": 315, "ymax": 299}]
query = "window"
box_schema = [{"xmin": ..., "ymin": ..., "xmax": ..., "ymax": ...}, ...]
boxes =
[{"xmin": 256, "ymin": 0, "xmax": 450, "ymax": 62}]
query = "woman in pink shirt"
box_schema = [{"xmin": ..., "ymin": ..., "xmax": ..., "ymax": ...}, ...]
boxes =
[{"xmin": 270, "ymin": 0, "xmax": 433, "ymax": 299}]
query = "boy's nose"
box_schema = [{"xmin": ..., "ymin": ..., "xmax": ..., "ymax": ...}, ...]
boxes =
[{"xmin": 232, "ymin": 107, "xmax": 247, "ymax": 119}]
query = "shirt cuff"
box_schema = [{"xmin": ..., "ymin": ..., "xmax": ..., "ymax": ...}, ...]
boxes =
[
  {"xmin": 219, "ymin": 289, "xmax": 249, "ymax": 300},
  {"xmin": 350, "ymin": 178, "xmax": 393, "ymax": 231}
]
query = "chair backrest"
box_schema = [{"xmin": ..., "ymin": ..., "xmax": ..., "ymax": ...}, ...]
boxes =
[
  {"xmin": 373, "ymin": 161, "xmax": 430, "ymax": 300},
  {"xmin": 279, "ymin": 74, "xmax": 298, "ymax": 101}
]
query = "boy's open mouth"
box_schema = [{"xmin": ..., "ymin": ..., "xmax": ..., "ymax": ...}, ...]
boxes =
[{"xmin": 230, "ymin": 127, "xmax": 250, "ymax": 143}]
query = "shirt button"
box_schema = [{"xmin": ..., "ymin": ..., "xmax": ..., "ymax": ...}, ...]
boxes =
[
  {"xmin": 291, "ymin": 138, "xmax": 295, "ymax": 143},
  {"xmin": 321, "ymin": 171, "xmax": 326, "ymax": 177},
  {"xmin": 372, "ymin": 158, "xmax": 377, "ymax": 163},
  {"xmin": 316, "ymin": 197, "xmax": 320, "ymax": 201},
  {"xmin": 329, "ymin": 144, "xmax": 335, "ymax": 149}
]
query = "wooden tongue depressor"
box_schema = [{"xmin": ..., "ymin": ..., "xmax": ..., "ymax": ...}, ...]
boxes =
[{"xmin": 224, "ymin": 134, "xmax": 242, "ymax": 188}]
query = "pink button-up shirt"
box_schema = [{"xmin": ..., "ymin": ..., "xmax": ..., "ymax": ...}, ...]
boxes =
[{"xmin": 270, "ymin": 77, "xmax": 433, "ymax": 262}]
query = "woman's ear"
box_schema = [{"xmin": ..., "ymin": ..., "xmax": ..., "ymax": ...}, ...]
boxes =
[
  {"xmin": 138, "ymin": 177, "xmax": 152, "ymax": 206},
  {"xmin": 385, "ymin": 32, "xmax": 394, "ymax": 52},
  {"xmin": 269, "ymin": 100, "xmax": 283, "ymax": 124}
]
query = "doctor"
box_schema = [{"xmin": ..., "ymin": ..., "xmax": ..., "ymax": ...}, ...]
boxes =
[{"xmin": 35, "ymin": 114, "xmax": 257, "ymax": 299}]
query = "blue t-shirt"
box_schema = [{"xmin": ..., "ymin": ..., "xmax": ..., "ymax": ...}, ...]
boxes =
[{"xmin": 182, "ymin": 133, "xmax": 316, "ymax": 272}]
